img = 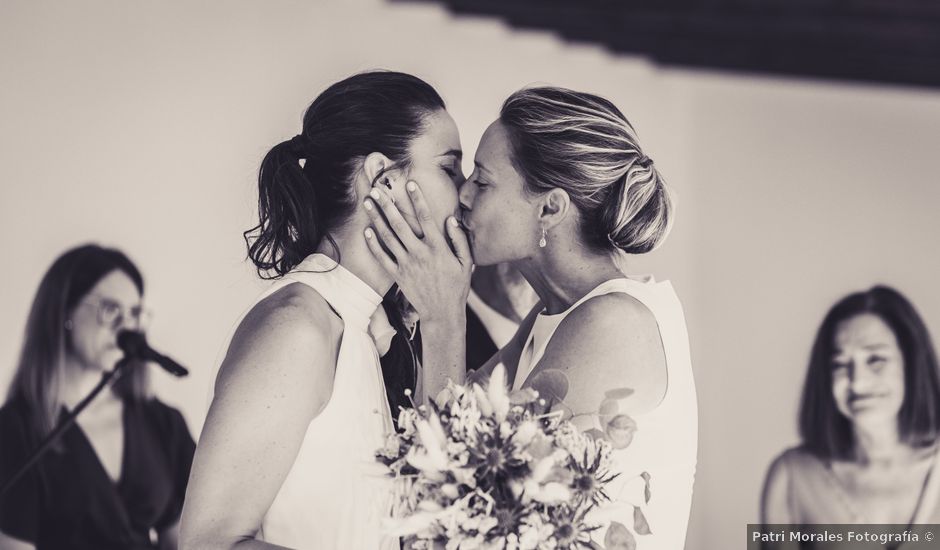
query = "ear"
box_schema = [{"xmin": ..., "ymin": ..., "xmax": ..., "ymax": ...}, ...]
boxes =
[
  {"xmin": 360, "ymin": 152, "xmax": 397, "ymax": 197},
  {"xmin": 537, "ymin": 188, "xmax": 571, "ymax": 229}
]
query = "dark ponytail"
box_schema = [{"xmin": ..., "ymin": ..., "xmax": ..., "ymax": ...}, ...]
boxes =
[
  {"xmin": 244, "ymin": 71, "xmax": 446, "ymax": 279},
  {"xmin": 246, "ymin": 138, "xmax": 347, "ymax": 278}
]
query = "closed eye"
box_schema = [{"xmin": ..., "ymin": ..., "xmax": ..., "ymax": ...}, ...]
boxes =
[{"xmin": 446, "ymin": 167, "xmax": 469, "ymax": 189}]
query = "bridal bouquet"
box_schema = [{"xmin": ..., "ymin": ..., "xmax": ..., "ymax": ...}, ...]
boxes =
[{"xmin": 376, "ymin": 365, "xmax": 650, "ymax": 550}]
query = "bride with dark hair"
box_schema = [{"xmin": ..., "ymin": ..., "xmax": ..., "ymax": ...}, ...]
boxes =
[{"xmin": 180, "ymin": 71, "xmax": 470, "ymax": 550}]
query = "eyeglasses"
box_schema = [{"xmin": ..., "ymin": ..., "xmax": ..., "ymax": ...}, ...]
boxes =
[{"xmin": 78, "ymin": 296, "xmax": 153, "ymax": 330}]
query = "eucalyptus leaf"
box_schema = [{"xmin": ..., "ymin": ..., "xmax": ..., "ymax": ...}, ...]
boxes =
[
  {"xmin": 528, "ymin": 368, "xmax": 570, "ymax": 402},
  {"xmin": 605, "ymin": 414, "xmax": 638, "ymax": 449},
  {"xmin": 598, "ymin": 398, "xmax": 619, "ymax": 428},
  {"xmin": 634, "ymin": 506, "xmax": 652, "ymax": 535},
  {"xmin": 604, "ymin": 521, "xmax": 636, "ymax": 550},
  {"xmin": 641, "ymin": 471, "xmax": 652, "ymax": 504},
  {"xmin": 604, "ymin": 387, "xmax": 635, "ymax": 400}
]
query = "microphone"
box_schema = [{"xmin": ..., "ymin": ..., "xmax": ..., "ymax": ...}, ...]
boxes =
[{"xmin": 117, "ymin": 330, "xmax": 189, "ymax": 377}]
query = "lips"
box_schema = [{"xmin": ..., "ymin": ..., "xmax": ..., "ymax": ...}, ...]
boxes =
[{"xmin": 847, "ymin": 392, "xmax": 890, "ymax": 410}]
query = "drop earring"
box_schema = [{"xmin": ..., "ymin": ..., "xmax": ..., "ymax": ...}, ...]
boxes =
[
  {"xmin": 538, "ymin": 228, "xmax": 547, "ymax": 248},
  {"xmin": 64, "ymin": 319, "xmax": 73, "ymax": 331}
]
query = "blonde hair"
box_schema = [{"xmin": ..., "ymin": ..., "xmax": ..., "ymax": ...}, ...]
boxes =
[{"xmin": 500, "ymin": 87, "xmax": 673, "ymax": 254}]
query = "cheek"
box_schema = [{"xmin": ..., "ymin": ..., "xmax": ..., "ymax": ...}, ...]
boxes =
[
  {"xmin": 404, "ymin": 175, "xmax": 458, "ymax": 225},
  {"xmin": 887, "ymin": 361, "xmax": 907, "ymax": 401},
  {"xmin": 71, "ymin": 323, "xmax": 119, "ymax": 367},
  {"xmin": 832, "ymin": 373, "xmax": 851, "ymax": 408},
  {"xmin": 429, "ymin": 184, "xmax": 459, "ymax": 220}
]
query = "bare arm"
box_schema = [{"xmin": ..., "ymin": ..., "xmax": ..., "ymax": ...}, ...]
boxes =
[
  {"xmin": 521, "ymin": 294, "xmax": 667, "ymax": 431},
  {"xmin": 179, "ymin": 285, "xmax": 339, "ymax": 550}
]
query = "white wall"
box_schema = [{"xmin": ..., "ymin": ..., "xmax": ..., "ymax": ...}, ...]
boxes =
[{"xmin": 2, "ymin": 1, "xmax": 939, "ymax": 548}]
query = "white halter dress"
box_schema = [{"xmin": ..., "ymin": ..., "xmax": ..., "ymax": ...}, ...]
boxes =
[
  {"xmin": 512, "ymin": 276, "xmax": 698, "ymax": 550},
  {"xmin": 212, "ymin": 254, "xmax": 398, "ymax": 549}
]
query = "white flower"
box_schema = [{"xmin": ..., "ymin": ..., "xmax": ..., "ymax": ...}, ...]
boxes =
[
  {"xmin": 440, "ymin": 483, "xmax": 459, "ymax": 500},
  {"xmin": 511, "ymin": 421, "xmax": 539, "ymax": 448},
  {"xmin": 488, "ymin": 364, "xmax": 511, "ymax": 421},
  {"xmin": 378, "ymin": 434, "xmax": 401, "ymax": 459},
  {"xmin": 472, "ymin": 384, "xmax": 494, "ymax": 417},
  {"xmin": 383, "ymin": 509, "xmax": 440, "ymax": 537},
  {"xmin": 406, "ymin": 417, "xmax": 450, "ymax": 480},
  {"xmin": 527, "ymin": 481, "xmax": 571, "ymax": 504},
  {"xmin": 553, "ymin": 422, "xmax": 587, "ymax": 459},
  {"xmin": 398, "ymin": 408, "xmax": 420, "ymax": 437}
]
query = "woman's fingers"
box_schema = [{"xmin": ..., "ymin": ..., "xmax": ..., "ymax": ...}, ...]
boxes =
[
  {"xmin": 364, "ymin": 226, "xmax": 399, "ymax": 275},
  {"xmin": 406, "ymin": 181, "xmax": 445, "ymax": 247},
  {"xmin": 363, "ymin": 198, "xmax": 408, "ymax": 260},
  {"xmin": 368, "ymin": 188, "xmax": 422, "ymax": 251},
  {"xmin": 446, "ymin": 216, "xmax": 473, "ymax": 269}
]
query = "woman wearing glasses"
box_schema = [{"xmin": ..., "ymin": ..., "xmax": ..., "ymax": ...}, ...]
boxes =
[{"xmin": 0, "ymin": 244, "xmax": 195, "ymax": 550}]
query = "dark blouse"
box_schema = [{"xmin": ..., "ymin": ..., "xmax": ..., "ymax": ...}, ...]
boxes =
[{"xmin": 0, "ymin": 396, "xmax": 195, "ymax": 550}]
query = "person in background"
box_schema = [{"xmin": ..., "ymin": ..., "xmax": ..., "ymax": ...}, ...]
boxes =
[
  {"xmin": 465, "ymin": 263, "xmax": 537, "ymax": 371},
  {"xmin": 0, "ymin": 244, "xmax": 195, "ymax": 550},
  {"xmin": 762, "ymin": 285, "xmax": 940, "ymax": 524}
]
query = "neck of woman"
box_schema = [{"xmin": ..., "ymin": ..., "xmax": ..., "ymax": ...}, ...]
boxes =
[
  {"xmin": 58, "ymin": 359, "xmax": 119, "ymax": 411},
  {"xmin": 852, "ymin": 419, "xmax": 910, "ymax": 467},
  {"xmin": 470, "ymin": 264, "xmax": 538, "ymax": 322},
  {"xmin": 317, "ymin": 230, "xmax": 395, "ymax": 299},
  {"xmin": 517, "ymin": 239, "xmax": 624, "ymax": 315}
]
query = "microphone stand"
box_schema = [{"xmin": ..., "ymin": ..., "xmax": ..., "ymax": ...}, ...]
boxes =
[{"xmin": 0, "ymin": 357, "xmax": 134, "ymax": 499}]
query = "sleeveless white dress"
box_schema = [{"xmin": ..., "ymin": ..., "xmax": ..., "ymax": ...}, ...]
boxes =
[
  {"xmin": 512, "ymin": 277, "xmax": 697, "ymax": 550},
  {"xmin": 211, "ymin": 254, "xmax": 398, "ymax": 549}
]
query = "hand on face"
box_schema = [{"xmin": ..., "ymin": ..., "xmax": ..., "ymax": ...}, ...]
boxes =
[{"xmin": 362, "ymin": 180, "xmax": 472, "ymax": 323}]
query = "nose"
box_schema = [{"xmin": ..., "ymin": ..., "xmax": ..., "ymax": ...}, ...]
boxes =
[
  {"xmin": 458, "ymin": 179, "xmax": 475, "ymax": 210},
  {"xmin": 847, "ymin": 359, "xmax": 876, "ymax": 392}
]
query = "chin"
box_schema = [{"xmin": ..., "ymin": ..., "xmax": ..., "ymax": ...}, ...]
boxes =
[{"xmin": 471, "ymin": 249, "xmax": 500, "ymax": 267}]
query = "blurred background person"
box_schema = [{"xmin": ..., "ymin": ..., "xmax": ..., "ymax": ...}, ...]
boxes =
[
  {"xmin": 465, "ymin": 263, "xmax": 537, "ymax": 372},
  {"xmin": 762, "ymin": 286, "xmax": 940, "ymax": 524},
  {"xmin": 0, "ymin": 244, "xmax": 195, "ymax": 550}
]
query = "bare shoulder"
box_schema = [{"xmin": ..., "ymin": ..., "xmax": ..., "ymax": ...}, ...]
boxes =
[
  {"xmin": 766, "ymin": 447, "xmax": 802, "ymax": 478},
  {"xmin": 764, "ymin": 447, "xmax": 820, "ymax": 492},
  {"xmin": 762, "ymin": 446, "xmax": 805, "ymax": 523},
  {"xmin": 563, "ymin": 292, "xmax": 657, "ymax": 339},
  {"xmin": 215, "ymin": 282, "xmax": 342, "ymax": 413},
  {"xmin": 773, "ymin": 446, "xmax": 820, "ymax": 474},
  {"xmin": 538, "ymin": 292, "xmax": 665, "ymax": 414}
]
